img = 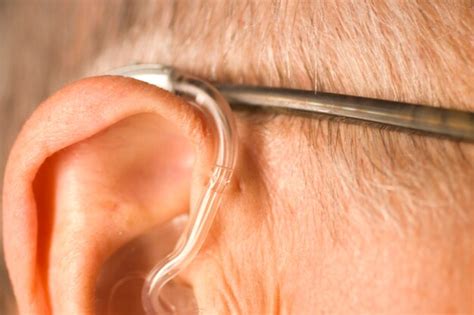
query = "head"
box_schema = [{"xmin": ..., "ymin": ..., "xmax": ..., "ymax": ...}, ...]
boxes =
[{"xmin": 1, "ymin": 1, "xmax": 473, "ymax": 314}]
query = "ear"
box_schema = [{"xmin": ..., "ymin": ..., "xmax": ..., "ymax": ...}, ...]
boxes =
[{"xmin": 2, "ymin": 76, "xmax": 218, "ymax": 314}]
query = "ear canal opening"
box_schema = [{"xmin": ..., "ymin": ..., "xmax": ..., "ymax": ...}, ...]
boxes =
[{"xmin": 95, "ymin": 215, "xmax": 197, "ymax": 315}]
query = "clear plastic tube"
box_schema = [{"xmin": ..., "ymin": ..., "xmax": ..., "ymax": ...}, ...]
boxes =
[{"xmin": 110, "ymin": 65, "xmax": 238, "ymax": 314}]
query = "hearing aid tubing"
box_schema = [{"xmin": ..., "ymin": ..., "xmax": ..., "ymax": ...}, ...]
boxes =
[{"xmin": 111, "ymin": 64, "xmax": 238, "ymax": 314}]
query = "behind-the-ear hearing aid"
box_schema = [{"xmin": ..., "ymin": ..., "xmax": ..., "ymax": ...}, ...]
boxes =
[{"xmin": 97, "ymin": 64, "xmax": 238, "ymax": 315}]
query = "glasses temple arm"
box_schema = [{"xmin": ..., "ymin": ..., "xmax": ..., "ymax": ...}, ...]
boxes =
[{"xmin": 216, "ymin": 85, "xmax": 474, "ymax": 142}]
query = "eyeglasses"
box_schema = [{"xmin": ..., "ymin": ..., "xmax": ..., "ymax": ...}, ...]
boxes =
[
  {"xmin": 111, "ymin": 64, "xmax": 474, "ymax": 142},
  {"xmin": 217, "ymin": 85, "xmax": 474, "ymax": 142}
]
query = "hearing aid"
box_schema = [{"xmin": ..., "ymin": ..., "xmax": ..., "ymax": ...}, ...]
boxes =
[{"xmin": 105, "ymin": 64, "xmax": 238, "ymax": 314}]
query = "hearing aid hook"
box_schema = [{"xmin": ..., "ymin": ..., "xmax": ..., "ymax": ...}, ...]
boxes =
[{"xmin": 110, "ymin": 64, "xmax": 238, "ymax": 314}]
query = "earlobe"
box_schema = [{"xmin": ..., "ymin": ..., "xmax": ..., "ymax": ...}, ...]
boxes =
[{"xmin": 2, "ymin": 76, "xmax": 214, "ymax": 314}]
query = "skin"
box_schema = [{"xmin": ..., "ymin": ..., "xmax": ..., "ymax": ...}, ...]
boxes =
[
  {"xmin": 2, "ymin": 1, "xmax": 473, "ymax": 314},
  {"xmin": 4, "ymin": 77, "xmax": 473, "ymax": 314}
]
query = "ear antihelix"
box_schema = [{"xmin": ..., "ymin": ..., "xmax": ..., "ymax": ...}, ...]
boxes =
[{"xmin": 107, "ymin": 64, "xmax": 238, "ymax": 314}]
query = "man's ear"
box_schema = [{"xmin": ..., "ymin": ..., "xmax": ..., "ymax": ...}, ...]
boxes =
[{"xmin": 2, "ymin": 76, "xmax": 216, "ymax": 314}]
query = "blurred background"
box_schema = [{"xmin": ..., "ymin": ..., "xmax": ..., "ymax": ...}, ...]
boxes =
[{"xmin": 0, "ymin": 1, "xmax": 143, "ymax": 313}]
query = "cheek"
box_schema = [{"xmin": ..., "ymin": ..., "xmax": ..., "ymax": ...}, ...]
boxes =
[
  {"xmin": 182, "ymin": 188, "xmax": 473, "ymax": 314},
  {"xmin": 275, "ymin": 226, "xmax": 472, "ymax": 313},
  {"xmin": 333, "ymin": 232, "xmax": 473, "ymax": 313}
]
